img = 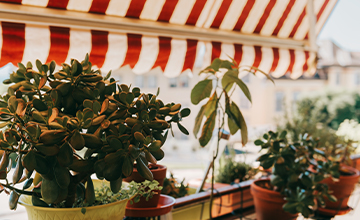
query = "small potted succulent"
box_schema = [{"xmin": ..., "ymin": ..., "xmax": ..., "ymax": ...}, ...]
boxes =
[
  {"xmin": 0, "ymin": 54, "xmax": 189, "ymax": 219},
  {"xmin": 123, "ymin": 88, "xmax": 190, "ymax": 209},
  {"xmin": 252, "ymin": 131, "xmax": 339, "ymax": 220}
]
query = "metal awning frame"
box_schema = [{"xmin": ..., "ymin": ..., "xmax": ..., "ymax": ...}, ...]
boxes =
[{"xmin": 0, "ymin": 2, "xmax": 316, "ymax": 52}]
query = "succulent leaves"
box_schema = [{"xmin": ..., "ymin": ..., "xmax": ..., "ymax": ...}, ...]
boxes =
[{"xmin": 0, "ymin": 54, "xmax": 190, "ymax": 209}]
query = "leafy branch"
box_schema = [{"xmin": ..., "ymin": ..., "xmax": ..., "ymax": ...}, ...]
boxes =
[{"xmin": 191, "ymin": 58, "xmax": 273, "ymax": 219}]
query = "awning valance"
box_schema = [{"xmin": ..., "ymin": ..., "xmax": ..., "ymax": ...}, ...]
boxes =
[{"xmin": 0, "ymin": 0, "xmax": 337, "ymax": 78}]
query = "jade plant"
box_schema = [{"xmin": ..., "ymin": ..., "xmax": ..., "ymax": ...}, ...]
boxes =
[
  {"xmin": 255, "ymin": 130, "xmax": 339, "ymax": 218},
  {"xmin": 0, "ymin": 54, "xmax": 190, "ymax": 210}
]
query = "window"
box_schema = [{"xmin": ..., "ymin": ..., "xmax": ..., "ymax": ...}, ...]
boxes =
[
  {"xmin": 355, "ymin": 73, "xmax": 360, "ymax": 85},
  {"xmin": 293, "ymin": 91, "xmax": 300, "ymax": 102},
  {"xmin": 169, "ymin": 78, "xmax": 177, "ymax": 88},
  {"xmin": 241, "ymin": 74, "xmax": 250, "ymax": 83},
  {"xmin": 240, "ymin": 93, "xmax": 251, "ymax": 109},
  {"xmin": 147, "ymin": 76, "xmax": 157, "ymax": 88},
  {"xmin": 275, "ymin": 92, "xmax": 284, "ymax": 112},
  {"xmin": 292, "ymin": 91, "xmax": 300, "ymax": 110},
  {"xmin": 134, "ymin": 75, "xmax": 144, "ymax": 88},
  {"xmin": 335, "ymin": 72, "xmax": 341, "ymax": 85},
  {"xmin": 179, "ymin": 75, "xmax": 189, "ymax": 87}
]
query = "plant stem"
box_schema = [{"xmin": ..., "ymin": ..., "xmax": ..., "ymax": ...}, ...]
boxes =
[
  {"xmin": 209, "ymin": 109, "xmax": 225, "ymax": 220},
  {"xmin": 1, "ymin": 183, "xmax": 34, "ymax": 195}
]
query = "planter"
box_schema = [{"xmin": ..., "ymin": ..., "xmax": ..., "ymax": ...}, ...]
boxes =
[
  {"xmin": 172, "ymin": 179, "xmax": 255, "ymax": 220},
  {"xmin": 319, "ymin": 165, "xmax": 359, "ymax": 215},
  {"xmin": 125, "ymin": 194, "xmax": 175, "ymax": 217},
  {"xmin": 250, "ymin": 179, "xmax": 297, "ymax": 220},
  {"xmin": 18, "ymin": 180, "xmax": 129, "ymax": 220},
  {"xmin": 124, "ymin": 164, "xmax": 167, "ymax": 208}
]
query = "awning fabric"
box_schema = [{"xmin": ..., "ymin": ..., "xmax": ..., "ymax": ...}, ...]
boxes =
[{"xmin": 0, "ymin": 0, "xmax": 337, "ymax": 78}]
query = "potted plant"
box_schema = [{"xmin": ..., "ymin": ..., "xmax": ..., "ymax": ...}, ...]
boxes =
[
  {"xmin": 123, "ymin": 91, "xmax": 190, "ymax": 209},
  {"xmin": 253, "ymin": 130, "xmax": 338, "ymax": 220},
  {"xmin": 161, "ymin": 172, "xmax": 189, "ymax": 198},
  {"xmin": 191, "ymin": 58, "xmax": 273, "ymax": 219},
  {"xmin": 0, "ymin": 54, "xmax": 189, "ymax": 219},
  {"xmin": 315, "ymin": 119, "xmax": 360, "ymax": 215}
]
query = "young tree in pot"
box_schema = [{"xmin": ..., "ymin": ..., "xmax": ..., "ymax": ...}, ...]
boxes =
[
  {"xmin": 253, "ymin": 131, "xmax": 339, "ymax": 220},
  {"xmin": 0, "ymin": 54, "xmax": 189, "ymax": 218},
  {"xmin": 191, "ymin": 58, "xmax": 273, "ymax": 219}
]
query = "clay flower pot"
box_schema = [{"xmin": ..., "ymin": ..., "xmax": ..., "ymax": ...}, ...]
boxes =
[
  {"xmin": 250, "ymin": 179, "xmax": 297, "ymax": 220},
  {"xmin": 124, "ymin": 164, "xmax": 167, "ymax": 208},
  {"xmin": 319, "ymin": 165, "xmax": 359, "ymax": 215}
]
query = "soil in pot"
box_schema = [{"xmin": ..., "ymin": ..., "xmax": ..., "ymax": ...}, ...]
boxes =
[
  {"xmin": 250, "ymin": 179, "xmax": 297, "ymax": 220},
  {"xmin": 321, "ymin": 165, "xmax": 359, "ymax": 211},
  {"xmin": 124, "ymin": 164, "xmax": 167, "ymax": 208}
]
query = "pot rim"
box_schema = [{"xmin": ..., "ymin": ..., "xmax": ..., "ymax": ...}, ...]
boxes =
[
  {"xmin": 18, "ymin": 179, "xmax": 132, "ymax": 212},
  {"xmin": 19, "ymin": 194, "xmax": 130, "ymax": 212},
  {"xmin": 338, "ymin": 165, "xmax": 360, "ymax": 180},
  {"xmin": 251, "ymin": 178, "xmax": 281, "ymax": 196}
]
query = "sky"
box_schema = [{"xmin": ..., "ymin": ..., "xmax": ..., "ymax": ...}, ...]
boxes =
[{"xmin": 318, "ymin": 0, "xmax": 360, "ymax": 51}]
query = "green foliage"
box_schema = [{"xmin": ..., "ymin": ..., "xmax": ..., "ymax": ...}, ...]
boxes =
[
  {"xmin": 161, "ymin": 173, "xmax": 189, "ymax": 198},
  {"xmin": 0, "ymin": 55, "xmax": 189, "ymax": 209},
  {"xmin": 255, "ymin": 131, "xmax": 339, "ymax": 218},
  {"xmin": 280, "ymin": 89, "xmax": 360, "ymax": 139},
  {"xmin": 216, "ymin": 159, "xmax": 257, "ymax": 184},
  {"xmin": 278, "ymin": 90, "xmax": 358, "ymax": 165},
  {"xmin": 191, "ymin": 58, "xmax": 258, "ymax": 146}
]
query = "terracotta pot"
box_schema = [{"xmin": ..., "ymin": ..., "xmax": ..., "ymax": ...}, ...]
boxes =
[
  {"xmin": 321, "ymin": 165, "xmax": 359, "ymax": 211},
  {"xmin": 124, "ymin": 164, "xmax": 167, "ymax": 208},
  {"xmin": 250, "ymin": 179, "xmax": 297, "ymax": 220}
]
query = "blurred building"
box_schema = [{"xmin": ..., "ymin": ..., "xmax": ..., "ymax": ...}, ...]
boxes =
[{"xmin": 106, "ymin": 40, "xmax": 360, "ymax": 148}]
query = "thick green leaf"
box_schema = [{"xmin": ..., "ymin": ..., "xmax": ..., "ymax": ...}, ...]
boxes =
[
  {"xmin": 254, "ymin": 139, "xmax": 264, "ymax": 146},
  {"xmin": 41, "ymin": 178, "xmax": 59, "ymax": 204},
  {"xmin": 204, "ymin": 92, "xmax": 217, "ymax": 117},
  {"xmin": 222, "ymin": 70, "xmax": 251, "ymax": 103},
  {"xmin": 199, "ymin": 111, "xmax": 216, "ymax": 147},
  {"xmin": 193, "ymin": 104, "xmax": 206, "ymax": 138},
  {"xmin": 12, "ymin": 155, "xmax": 23, "ymax": 184},
  {"xmin": 180, "ymin": 108, "xmax": 191, "ymax": 118},
  {"xmin": 57, "ymin": 142, "xmax": 73, "ymax": 167},
  {"xmin": 8, "ymin": 96, "xmax": 17, "ymax": 113},
  {"xmin": 22, "ymin": 151, "xmax": 36, "ymax": 172},
  {"xmin": 226, "ymin": 101, "xmax": 248, "ymax": 145},
  {"xmin": 282, "ymin": 202, "xmax": 299, "ymax": 214},
  {"xmin": 54, "ymin": 163, "xmax": 70, "ymax": 189},
  {"xmin": 32, "ymin": 195, "xmax": 48, "ymax": 207},
  {"xmin": 23, "ymin": 178, "xmax": 33, "ymax": 190},
  {"xmin": 122, "ymin": 157, "xmax": 133, "ymax": 177},
  {"xmin": 36, "ymin": 60, "xmax": 42, "ymax": 72},
  {"xmin": 136, "ymin": 158, "xmax": 153, "ymax": 180},
  {"xmin": 191, "ymin": 79, "xmax": 213, "ymax": 105},
  {"xmin": 70, "ymin": 130, "xmax": 85, "ymax": 151},
  {"xmin": 210, "ymin": 58, "xmax": 221, "ymax": 71},
  {"xmin": 49, "ymin": 61, "xmax": 56, "ymax": 74},
  {"xmin": 85, "ymin": 177, "xmax": 95, "ymax": 205},
  {"xmin": 110, "ymin": 176, "xmax": 122, "ymax": 194},
  {"xmin": 177, "ymin": 122, "xmax": 189, "ymax": 135},
  {"xmin": 9, "ymin": 191, "xmax": 19, "ymax": 210},
  {"xmin": 228, "ymin": 115, "xmax": 239, "ymax": 135}
]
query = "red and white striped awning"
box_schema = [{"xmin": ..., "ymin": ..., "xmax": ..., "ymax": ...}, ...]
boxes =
[{"xmin": 0, "ymin": 0, "xmax": 337, "ymax": 78}]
